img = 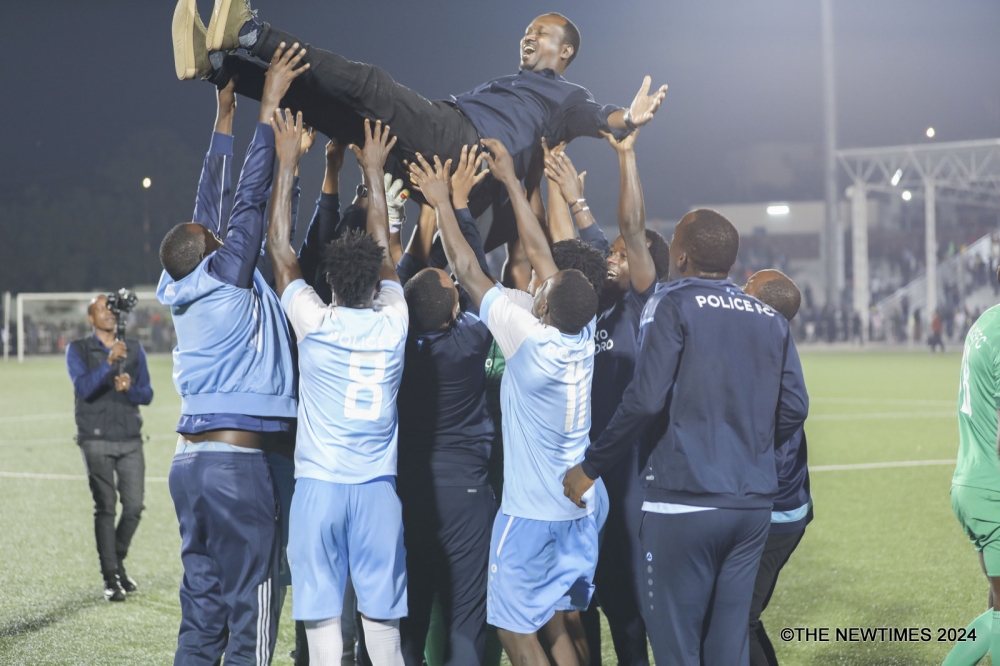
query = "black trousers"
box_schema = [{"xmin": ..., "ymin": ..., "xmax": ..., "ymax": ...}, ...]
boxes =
[
  {"xmin": 748, "ymin": 529, "xmax": 806, "ymax": 666},
  {"xmin": 398, "ymin": 482, "xmax": 496, "ymax": 666},
  {"xmin": 79, "ymin": 438, "xmax": 145, "ymax": 581},
  {"xmin": 640, "ymin": 507, "xmax": 771, "ymax": 666}
]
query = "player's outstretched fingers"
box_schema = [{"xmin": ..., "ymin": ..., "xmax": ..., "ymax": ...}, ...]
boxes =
[{"xmin": 270, "ymin": 42, "xmax": 286, "ymax": 65}]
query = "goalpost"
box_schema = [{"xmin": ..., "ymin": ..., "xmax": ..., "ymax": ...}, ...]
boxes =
[{"xmin": 14, "ymin": 291, "xmax": 171, "ymax": 362}]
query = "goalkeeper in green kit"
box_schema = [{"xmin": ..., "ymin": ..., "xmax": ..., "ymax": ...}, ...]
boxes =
[{"xmin": 945, "ymin": 282, "xmax": 1000, "ymax": 665}]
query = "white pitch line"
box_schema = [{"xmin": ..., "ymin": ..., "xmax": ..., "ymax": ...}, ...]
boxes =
[
  {"xmin": 0, "ymin": 471, "xmax": 169, "ymax": 482},
  {"xmin": 810, "ymin": 411, "xmax": 955, "ymax": 421},
  {"xmin": 811, "ymin": 397, "xmax": 954, "ymax": 406},
  {"xmin": 811, "ymin": 459, "xmax": 955, "ymax": 472}
]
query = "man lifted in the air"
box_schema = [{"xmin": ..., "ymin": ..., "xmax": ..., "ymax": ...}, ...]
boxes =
[{"xmin": 172, "ymin": 0, "xmax": 667, "ymax": 225}]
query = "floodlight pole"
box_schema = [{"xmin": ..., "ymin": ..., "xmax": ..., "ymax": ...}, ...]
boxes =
[
  {"xmin": 924, "ymin": 178, "xmax": 937, "ymax": 319},
  {"xmin": 849, "ymin": 185, "xmax": 869, "ymax": 341},
  {"xmin": 2, "ymin": 291, "xmax": 9, "ymax": 361},
  {"xmin": 16, "ymin": 293, "xmax": 23, "ymax": 363},
  {"xmin": 821, "ymin": 0, "xmax": 839, "ymax": 306}
]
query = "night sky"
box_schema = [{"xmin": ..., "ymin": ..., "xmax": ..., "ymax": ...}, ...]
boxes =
[{"xmin": 2, "ymin": 0, "xmax": 999, "ymax": 290}]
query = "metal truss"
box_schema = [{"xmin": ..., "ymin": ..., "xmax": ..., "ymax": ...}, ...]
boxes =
[
  {"xmin": 838, "ymin": 139, "xmax": 1000, "ymax": 207},
  {"xmin": 836, "ymin": 139, "xmax": 1000, "ymax": 338}
]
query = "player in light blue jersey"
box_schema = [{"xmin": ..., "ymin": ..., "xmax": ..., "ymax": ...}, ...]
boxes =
[
  {"xmin": 408, "ymin": 139, "xmax": 605, "ymax": 666},
  {"xmin": 266, "ymin": 116, "xmax": 408, "ymax": 666}
]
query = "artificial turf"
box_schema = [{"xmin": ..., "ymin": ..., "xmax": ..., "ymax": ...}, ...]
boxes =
[{"xmin": 0, "ymin": 351, "xmax": 986, "ymax": 665}]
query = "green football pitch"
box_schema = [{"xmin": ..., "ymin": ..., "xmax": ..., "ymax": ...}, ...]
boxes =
[{"xmin": 0, "ymin": 351, "xmax": 987, "ymax": 665}]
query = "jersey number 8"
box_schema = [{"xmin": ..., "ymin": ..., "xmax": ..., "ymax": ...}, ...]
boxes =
[{"xmin": 345, "ymin": 351, "xmax": 386, "ymax": 421}]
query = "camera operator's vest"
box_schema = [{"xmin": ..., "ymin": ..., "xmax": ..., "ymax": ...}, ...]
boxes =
[{"xmin": 70, "ymin": 336, "xmax": 143, "ymax": 444}]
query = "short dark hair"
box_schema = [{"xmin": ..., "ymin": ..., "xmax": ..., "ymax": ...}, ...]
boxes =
[
  {"xmin": 686, "ymin": 209, "xmax": 740, "ymax": 274},
  {"xmin": 404, "ymin": 269, "xmax": 457, "ymax": 333},
  {"xmin": 548, "ymin": 269, "xmax": 598, "ymax": 334},
  {"xmin": 552, "ymin": 239, "xmax": 605, "ymax": 295},
  {"xmin": 322, "ymin": 229, "xmax": 384, "ymax": 307},
  {"xmin": 753, "ymin": 273, "xmax": 801, "ymax": 321},
  {"xmin": 548, "ymin": 13, "xmax": 580, "ymax": 66},
  {"xmin": 645, "ymin": 229, "xmax": 671, "ymax": 281},
  {"xmin": 159, "ymin": 224, "xmax": 205, "ymax": 281}
]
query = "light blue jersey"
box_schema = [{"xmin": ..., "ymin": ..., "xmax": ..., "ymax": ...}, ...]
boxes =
[
  {"xmin": 480, "ymin": 285, "xmax": 597, "ymax": 521},
  {"xmin": 281, "ymin": 279, "xmax": 408, "ymax": 484}
]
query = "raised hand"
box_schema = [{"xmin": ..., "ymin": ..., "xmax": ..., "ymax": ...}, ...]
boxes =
[
  {"xmin": 544, "ymin": 150, "xmax": 586, "ymax": 204},
  {"xmin": 271, "ymin": 108, "xmax": 305, "ymax": 169},
  {"xmin": 627, "ymin": 76, "xmax": 668, "ymax": 128},
  {"xmin": 451, "ymin": 145, "xmax": 488, "ymax": 209},
  {"xmin": 601, "ymin": 127, "xmax": 638, "ymax": 153},
  {"xmin": 349, "ymin": 119, "xmax": 398, "ymax": 176},
  {"xmin": 407, "ymin": 153, "xmax": 453, "ymax": 209},
  {"xmin": 384, "ymin": 172, "xmax": 409, "ymax": 233},
  {"xmin": 325, "ymin": 139, "xmax": 346, "ymax": 173},
  {"xmin": 260, "ymin": 42, "xmax": 310, "ymax": 122},
  {"xmin": 480, "ymin": 138, "xmax": 517, "ymax": 186},
  {"xmin": 215, "ymin": 76, "xmax": 237, "ymax": 134},
  {"xmin": 300, "ymin": 126, "xmax": 317, "ymax": 155}
]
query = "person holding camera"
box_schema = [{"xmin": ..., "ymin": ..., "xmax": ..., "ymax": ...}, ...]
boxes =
[{"xmin": 65, "ymin": 294, "xmax": 153, "ymax": 602}]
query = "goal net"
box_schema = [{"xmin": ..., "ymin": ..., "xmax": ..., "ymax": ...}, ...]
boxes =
[{"xmin": 12, "ymin": 291, "xmax": 175, "ymax": 361}]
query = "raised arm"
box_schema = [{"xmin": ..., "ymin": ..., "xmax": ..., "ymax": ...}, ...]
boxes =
[
  {"xmin": 397, "ymin": 204, "xmax": 436, "ymax": 284},
  {"xmin": 385, "ymin": 173, "xmax": 409, "ymax": 267},
  {"xmin": 544, "ymin": 143, "xmax": 610, "ymax": 255},
  {"xmin": 541, "ymin": 138, "xmax": 576, "ymax": 243},
  {"xmin": 208, "ymin": 42, "xmax": 309, "ymax": 288},
  {"xmin": 606, "ymin": 76, "xmax": 668, "ymax": 132},
  {"xmin": 349, "ymin": 119, "xmax": 400, "ymax": 284},
  {"xmin": 192, "ymin": 79, "xmax": 237, "ymax": 234},
  {"xmin": 451, "ymin": 145, "xmax": 491, "ymax": 276},
  {"xmin": 265, "ymin": 109, "xmax": 306, "ymax": 297},
  {"xmin": 409, "ymin": 154, "xmax": 495, "ymax": 306},
  {"xmin": 299, "ymin": 140, "xmax": 345, "ymax": 296},
  {"xmin": 604, "ymin": 129, "xmax": 656, "ymax": 293},
  {"xmin": 482, "ymin": 138, "xmax": 557, "ymax": 283}
]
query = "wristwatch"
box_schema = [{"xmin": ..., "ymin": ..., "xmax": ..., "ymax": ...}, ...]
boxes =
[{"xmin": 623, "ymin": 110, "xmax": 638, "ymax": 132}]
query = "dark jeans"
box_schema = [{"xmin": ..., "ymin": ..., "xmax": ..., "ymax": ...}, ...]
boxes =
[
  {"xmin": 748, "ymin": 529, "xmax": 806, "ymax": 666},
  {"xmin": 79, "ymin": 438, "xmax": 145, "ymax": 581}
]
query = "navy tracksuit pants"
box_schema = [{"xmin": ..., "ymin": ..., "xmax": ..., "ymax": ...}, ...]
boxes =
[
  {"xmin": 169, "ymin": 450, "xmax": 281, "ymax": 665},
  {"xmin": 585, "ymin": 447, "xmax": 651, "ymax": 665},
  {"xmin": 639, "ymin": 507, "xmax": 770, "ymax": 666},
  {"xmin": 398, "ymin": 482, "xmax": 496, "ymax": 666}
]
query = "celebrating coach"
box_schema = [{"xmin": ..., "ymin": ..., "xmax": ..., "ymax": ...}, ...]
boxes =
[{"xmin": 66, "ymin": 295, "xmax": 153, "ymax": 602}]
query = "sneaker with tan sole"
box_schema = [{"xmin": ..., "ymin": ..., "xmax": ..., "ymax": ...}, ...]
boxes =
[
  {"xmin": 206, "ymin": 0, "xmax": 257, "ymax": 53},
  {"xmin": 172, "ymin": 0, "xmax": 211, "ymax": 80}
]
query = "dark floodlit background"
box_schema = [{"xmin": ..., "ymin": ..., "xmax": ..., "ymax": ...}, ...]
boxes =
[{"xmin": 1, "ymin": 0, "xmax": 998, "ymax": 293}]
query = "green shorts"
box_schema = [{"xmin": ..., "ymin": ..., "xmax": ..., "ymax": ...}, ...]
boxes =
[{"xmin": 951, "ymin": 484, "xmax": 1000, "ymax": 576}]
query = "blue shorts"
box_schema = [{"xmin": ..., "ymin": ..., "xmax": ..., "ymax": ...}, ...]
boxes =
[
  {"xmin": 266, "ymin": 451, "xmax": 295, "ymax": 588},
  {"xmin": 287, "ymin": 477, "xmax": 408, "ymax": 621},
  {"xmin": 487, "ymin": 480, "xmax": 608, "ymax": 633}
]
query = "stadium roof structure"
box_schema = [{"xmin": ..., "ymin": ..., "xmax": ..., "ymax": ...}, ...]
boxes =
[{"xmin": 836, "ymin": 139, "xmax": 1000, "ymax": 335}]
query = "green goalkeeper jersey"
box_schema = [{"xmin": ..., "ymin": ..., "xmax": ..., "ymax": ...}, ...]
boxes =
[{"xmin": 954, "ymin": 304, "xmax": 1000, "ymax": 492}]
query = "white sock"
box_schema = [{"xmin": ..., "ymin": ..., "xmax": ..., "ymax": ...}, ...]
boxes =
[
  {"xmin": 305, "ymin": 617, "xmax": 344, "ymax": 666},
  {"xmin": 361, "ymin": 617, "xmax": 404, "ymax": 666}
]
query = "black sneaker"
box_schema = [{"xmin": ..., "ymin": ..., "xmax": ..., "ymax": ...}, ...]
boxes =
[
  {"xmin": 104, "ymin": 577, "xmax": 127, "ymax": 602},
  {"xmin": 119, "ymin": 574, "xmax": 138, "ymax": 594}
]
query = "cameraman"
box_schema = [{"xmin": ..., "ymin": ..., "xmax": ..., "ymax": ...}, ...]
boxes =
[{"xmin": 65, "ymin": 294, "xmax": 153, "ymax": 602}]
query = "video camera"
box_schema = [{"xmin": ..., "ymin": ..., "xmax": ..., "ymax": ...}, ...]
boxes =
[{"xmin": 105, "ymin": 288, "xmax": 138, "ymax": 343}]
